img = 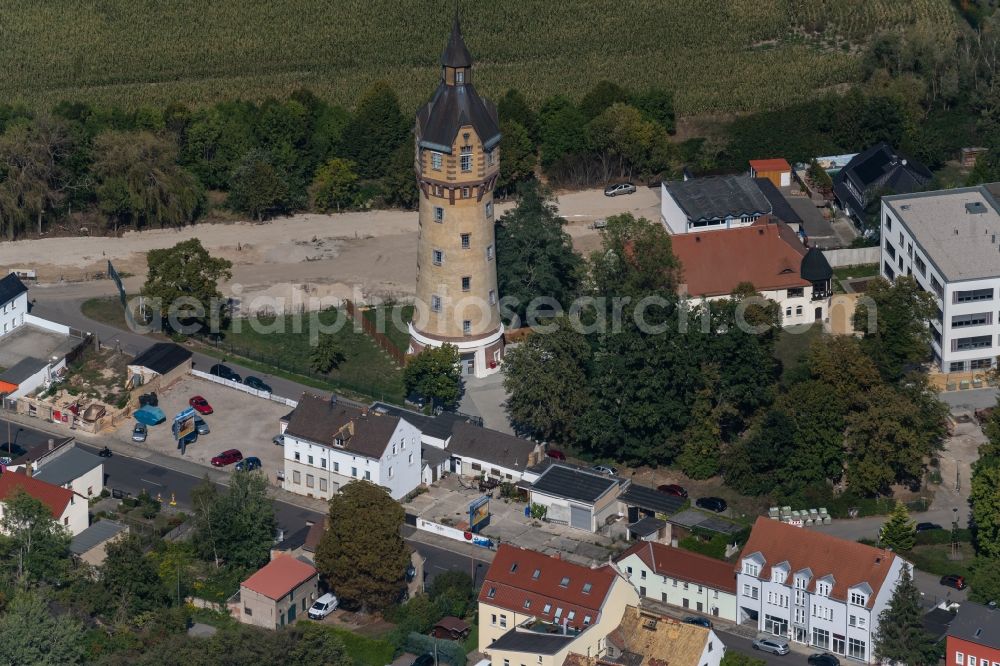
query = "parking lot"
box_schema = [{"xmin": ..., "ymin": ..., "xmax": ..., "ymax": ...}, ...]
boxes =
[{"xmin": 112, "ymin": 375, "xmax": 291, "ymax": 484}]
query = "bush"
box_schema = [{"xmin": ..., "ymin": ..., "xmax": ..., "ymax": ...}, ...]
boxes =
[
  {"xmin": 915, "ymin": 527, "xmax": 971, "ymax": 546},
  {"xmin": 400, "ymin": 632, "xmax": 466, "ymax": 666},
  {"xmin": 320, "ymin": 625, "xmax": 395, "ymax": 666}
]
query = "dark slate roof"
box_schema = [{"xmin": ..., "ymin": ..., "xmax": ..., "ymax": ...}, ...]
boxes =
[
  {"xmin": 0, "ymin": 357, "xmax": 49, "ymax": 384},
  {"xmin": 448, "ymin": 422, "xmax": 538, "ymax": 472},
  {"xmin": 274, "ymin": 525, "xmax": 311, "ymax": 553},
  {"xmin": 618, "ymin": 484, "xmax": 686, "ymax": 516},
  {"xmin": 285, "ymin": 394, "xmax": 401, "ymax": 459},
  {"xmin": 488, "ymin": 629, "xmax": 579, "ymax": 655},
  {"xmin": 33, "ymin": 447, "xmax": 103, "ymax": 487},
  {"xmin": 833, "ymin": 142, "xmax": 932, "ymax": 216},
  {"xmin": 531, "ymin": 464, "xmax": 619, "ymax": 504},
  {"xmin": 422, "ymin": 443, "xmax": 450, "ymax": 468},
  {"xmin": 923, "ymin": 607, "xmax": 956, "ymax": 641},
  {"xmin": 754, "ymin": 177, "xmax": 803, "ymax": 226},
  {"xmin": 0, "ymin": 272, "xmax": 28, "ymax": 305},
  {"xmin": 130, "ymin": 342, "xmax": 192, "ymax": 375},
  {"xmin": 70, "ymin": 519, "xmax": 127, "ymax": 555},
  {"xmin": 948, "ymin": 601, "xmax": 1000, "ymax": 650},
  {"xmin": 664, "ymin": 175, "xmax": 772, "ymax": 223},
  {"xmin": 440, "ymin": 16, "xmax": 472, "ymax": 67},
  {"xmin": 800, "ymin": 247, "xmax": 833, "ymax": 282},
  {"xmin": 628, "ymin": 516, "xmax": 666, "ymax": 537},
  {"xmin": 371, "ymin": 401, "xmax": 468, "ymax": 440}
]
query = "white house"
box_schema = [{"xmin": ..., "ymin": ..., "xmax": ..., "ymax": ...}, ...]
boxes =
[
  {"xmin": 736, "ymin": 517, "xmax": 908, "ymax": 663},
  {"xmin": 880, "ymin": 186, "xmax": 1000, "ymax": 373},
  {"xmin": 281, "ymin": 394, "xmax": 421, "ymax": 501},
  {"xmin": 616, "ymin": 540, "xmax": 738, "ymax": 622},
  {"xmin": 661, "ymin": 175, "xmax": 773, "ymax": 235},
  {"xmin": 0, "ymin": 273, "xmax": 28, "ymax": 337},
  {"xmin": 31, "ymin": 445, "xmax": 105, "ymax": 499},
  {"xmin": 0, "ymin": 470, "xmax": 89, "ymax": 535}
]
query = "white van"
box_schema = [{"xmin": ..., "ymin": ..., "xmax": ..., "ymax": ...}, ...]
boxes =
[{"xmin": 308, "ymin": 593, "xmax": 339, "ymax": 620}]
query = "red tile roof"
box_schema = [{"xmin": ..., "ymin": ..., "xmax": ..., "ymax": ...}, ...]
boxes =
[
  {"xmin": 0, "ymin": 470, "xmax": 73, "ymax": 518},
  {"xmin": 479, "ymin": 545, "xmax": 619, "ymax": 630},
  {"xmin": 672, "ymin": 222, "xmax": 809, "ymax": 298},
  {"xmin": 737, "ymin": 517, "xmax": 897, "ymax": 607},
  {"xmin": 241, "ymin": 555, "xmax": 317, "ymax": 601},
  {"xmin": 616, "ymin": 541, "xmax": 737, "ymax": 593},
  {"xmin": 750, "ymin": 158, "xmax": 791, "ymax": 173}
]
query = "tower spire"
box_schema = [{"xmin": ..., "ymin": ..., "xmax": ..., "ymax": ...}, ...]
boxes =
[{"xmin": 441, "ymin": 4, "xmax": 472, "ymax": 68}]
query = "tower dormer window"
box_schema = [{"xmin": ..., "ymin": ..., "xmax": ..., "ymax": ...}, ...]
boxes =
[
  {"xmin": 456, "ymin": 70, "xmax": 464, "ymax": 84},
  {"xmin": 487, "ymin": 149, "xmax": 495, "ymax": 166},
  {"xmin": 461, "ymin": 146, "xmax": 472, "ymax": 172},
  {"xmin": 431, "ymin": 152, "xmax": 443, "ymax": 170}
]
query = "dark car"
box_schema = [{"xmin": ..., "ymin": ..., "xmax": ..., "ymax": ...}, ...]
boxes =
[
  {"xmin": 916, "ymin": 522, "xmax": 943, "ymax": 531},
  {"xmin": 244, "ymin": 376, "xmax": 272, "ymax": 393},
  {"xmin": 411, "ymin": 656, "xmax": 435, "ymax": 666},
  {"xmin": 683, "ymin": 616, "xmax": 712, "ymax": 628},
  {"xmin": 940, "ymin": 574, "xmax": 967, "ymax": 590},
  {"xmin": 657, "ymin": 484, "xmax": 688, "ymax": 498},
  {"xmin": 604, "ymin": 182, "xmax": 636, "ymax": 197},
  {"xmin": 695, "ymin": 497, "xmax": 727, "ymax": 513},
  {"xmin": 808, "ymin": 654, "xmax": 840, "ymax": 666},
  {"xmin": 235, "ymin": 456, "xmax": 261, "ymax": 472},
  {"xmin": 209, "ymin": 364, "xmax": 241, "ymax": 383},
  {"xmin": 546, "ymin": 449, "xmax": 566, "ymax": 461},
  {"xmin": 189, "ymin": 396, "xmax": 213, "ymax": 415},
  {"xmin": 211, "ymin": 449, "xmax": 243, "ymax": 467}
]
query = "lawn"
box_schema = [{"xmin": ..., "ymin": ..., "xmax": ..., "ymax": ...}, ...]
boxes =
[
  {"xmin": 209, "ymin": 308, "xmax": 405, "ymax": 403},
  {"xmin": 0, "ymin": 1, "xmax": 956, "ymax": 115},
  {"xmin": 833, "ymin": 264, "xmax": 879, "ymax": 282},
  {"xmin": 772, "ymin": 323, "xmax": 825, "ymax": 383},
  {"xmin": 361, "ymin": 304, "xmax": 414, "ymax": 354},
  {"xmin": 81, "ymin": 297, "xmax": 132, "ymax": 331},
  {"xmin": 907, "ymin": 543, "xmax": 974, "ymax": 578}
]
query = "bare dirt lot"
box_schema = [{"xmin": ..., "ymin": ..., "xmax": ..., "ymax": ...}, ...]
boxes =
[
  {"xmin": 0, "ymin": 187, "xmax": 661, "ymax": 310},
  {"xmin": 111, "ymin": 376, "xmax": 290, "ymax": 482}
]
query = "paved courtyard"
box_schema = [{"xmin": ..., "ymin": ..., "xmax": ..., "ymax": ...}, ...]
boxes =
[
  {"xmin": 0, "ymin": 324, "xmax": 77, "ymax": 370},
  {"xmin": 111, "ymin": 375, "xmax": 291, "ymax": 484},
  {"xmin": 404, "ymin": 475, "xmax": 629, "ymax": 566},
  {"xmin": 458, "ymin": 371, "xmax": 512, "ymax": 434}
]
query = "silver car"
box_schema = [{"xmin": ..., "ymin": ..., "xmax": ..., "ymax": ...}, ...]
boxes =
[
  {"xmin": 752, "ymin": 636, "xmax": 790, "ymax": 655},
  {"xmin": 604, "ymin": 182, "xmax": 636, "ymax": 197},
  {"xmin": 132, "ymin": 423, "xmax": 147, "ymax": 442},
  {"xmin": 591, "ymin": 464, "xmax": 618, "ymax": 476}
]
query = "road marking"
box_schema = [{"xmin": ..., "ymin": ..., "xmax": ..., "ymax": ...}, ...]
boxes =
[{"xmin": 139, "ymin": 478, "xmax": 163, "ymax": 487}]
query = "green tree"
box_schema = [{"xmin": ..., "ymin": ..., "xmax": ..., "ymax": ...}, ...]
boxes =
[
  {"xmin": 579, "ymin": 80, "xmax": 630, "ymax": 120},
  {"xmin": 970, "ymin": 457, "xmax": 1000, "ymax": 558},
  {"xmin": 496, "ymin": 120, "xmax": 536, "ymax": 196},
  {"xmin": 142, "ymin": 238, "xmax": 233, "ymax": 334},
  {"xmin": 315, "ymin": 481, "xmax": 410, "ymax": 612},
  {"xmin": 180, "ymin": 102, "xmax": 255, "ymax": 189},
  {"xmin": 227, "ymin": 151, "xmax": 291, "ymax": 221},
  {"xmin": 100, "ymin": 534, "xmax": 169, "ymax": 622},
  {"xmin": 874, "ymin": 566, "xmax": 938, "ymax": 666},
  {"xmin": 427, "ymin": 570, "xmax": 474, "ymax": 618},
  {"xmin": 880, "ymin": 501, "xmax": 916, "ymax": 552},
  {"xmin": 587, "ymin": 103, "xmax": 672, "ymax": 182},
  {"xmin": 403, "ymin": 344, "xmax": 461, "ymax": 410},
  {"xmin": 287, "ymin": 623, "xmax": 351, "ymax": 666},
  {"xmin": 968, "ymin": 556, "xmax": 1000, "ymax": 605},
  {"xmin": 590, "ymin": 213, "xmax": 681, "ymax": 302},
  {"xmin": 0, "ymin": 115, "xmax": 71, "ymax": 238},
  {"xmin": 495, "ymin": 181, "xmax": 583, "ymax": 325},
  {"xmin": 676, "ymin": 377, "xmax": 722, "ymax": 479},
  {"xmin": 338, "ymin": 81, "xmax": 408, "ymax": 180},
  {"xmin": 497, "ymin": 89, "xmax": 539, "ymax": 142},
  {"xmin": 537, "ymin": 96, "xmax": 587, "ymax": 172},
  {"xmin": 807, "ymin": 158, "xmax": 833, "ymax": 195},
  {"xmin": 191, "ymin": 472, "xmax": 275, "ymax": 570},
  {"xmin": 309, "ymin": 333, "xmax": 347, "ymax": 374},
  {"xmin": 721, "ymin": 651, "xmax": 766, "ymax": 666},
  {"xmin": 854, "ymin": 276, "xmax": 937, "ymax": 381},
  {"xmin": 0, "ymin": 591, "xmax": 86, "ymax": 665},
  {"xmin": 503, "ymin": 317, "xmax": 592, "ymax": 444},
  {"xmin": 309, "ymin": 158, "xmax": 359, "ymax": 212},
  {"xmin": 0, "ymin": 488, "xmax": 71, "ymax": 586},
  {"xmin": 631, "ymin": 87, "xmax": 676, "ymax": 134}
]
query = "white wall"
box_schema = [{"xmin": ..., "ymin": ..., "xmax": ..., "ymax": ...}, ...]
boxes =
[
  {"xmin": 822, "ymin": 247, "xmax": 879, "ymax": 268},
  {"xmin": 701, "ymin": 630, "xmax": 725, "ymax": 666},
  {"xmin": 661, "ymin": 184, "xmax": 689, "ymax": 235},
  {"xmin": 59, "ymin": 494, "xmax": 89, "ymax": 536},
  {"xmin": 693, "ymin": 286, "xmax": 826, "ymax": 328},
  {"xmin": 617, "ymin": 552, "xmax": 738, "ymax": 622},
  {"xmin": 378, "ymin": 418, "xmax": 422, "ymax": 500},
  {"xmin": 65, "ymin": 464, "xmax": 104, "ymax": 499},
  {"xmin": 7, "ymin": 363, "xmax": 51, "ymax": 400},
  {"xmin": 24, "ymin": 313, "xmax": 70, "ymax": 335},
  {"xmin": 0, "ymin": 292, "xmax": 27, "ymax": 336}
]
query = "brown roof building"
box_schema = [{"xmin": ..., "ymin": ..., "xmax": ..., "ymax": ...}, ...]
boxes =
[
  {"xmin": 285, "ymin": 394, "xmax": 402, "ymax": 459},
  {"xmin": 232, "ymin": 555, "xmax": 319, "ymax": 630}
]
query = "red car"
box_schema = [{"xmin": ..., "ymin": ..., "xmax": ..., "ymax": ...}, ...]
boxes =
[
  {"xmin": 189, "ymin": 396, "xmax": 213, "ymax": 415},
  {"xmin": 657, "ymin": 484, "xmax": 688, "ymax": 498},
  {"xmin": 211, "ymin": 449, "xmax": 243, "ymax": 467},
  {"xmin": 546, "ymin": 449, "xmax": 566, "ymax": 461}
]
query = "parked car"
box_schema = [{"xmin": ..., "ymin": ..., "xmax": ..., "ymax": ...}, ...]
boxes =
[
  {"xmin": 235, "ymin": 456, "xmax": 261, "ymax": 472},
  {"xmin": 752, "ymin": 636, "xmax": 790, "ymax": 655},
  {"xmin": 411, "ymin": 656, "xmax": 435, "ymax": 666},
  {"xmin": 546, "ymin": 449, "xmax": 566, "ymax": 460},
  {"xmin": 940, "ymin": 574, "xmax": 967, "ymax": 590},
  {"xmin": 307, "ymin": 593, "xmax": 339, "ymax": 620},
  {"xmin": 244, "ymin": 376, "xmax": 272, "ymax": 393},
  {"xmin": 657, "ymin": 484, "xmax": 688, "ymax": 498},
  {"xmin": 194, "ymin": 416, "xmax": 210, "ymax": 435},
  {"xmin": 695, "ymin": 497, "xmax": 728, "ymax": 513},
  {"xmin": 808, "ymin": 654, "xmax": 840, "ymax": 666},
  {"xmin": 604, "ymin": 182, "xmax": 636, "ymax": 197},
  {"xmin": 132, "ymin": 423, "xmax": 148, "ymax": 442},
  {"xmin": 591, "ymin": 465, "xmax": 618, "ymax": 476},
  {"xmin": 211, "ymin": 449, "xmax": 243, "ymax": 467},
  {"xmin": 916, "ymin": 522, "xmax": 943, "ymax": 531},
  {"xmin": 683, "ymin": 616, "xmax": 712, "ymax": 628},
  {"xmin": 272, "ymin": 434, "xmax": 285, "ymax": 446},
  {"xmin": 189, "ymin": 396, "xmax": 213, "ymax": 415},
  {"xmin": 209, "ymin": 364, "xmax": 241, "ymax": 383}
]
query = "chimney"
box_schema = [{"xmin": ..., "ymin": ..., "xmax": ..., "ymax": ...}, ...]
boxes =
[{"xmin": 47, "ymin": 438, "xmax": 54, "ymax": 451}]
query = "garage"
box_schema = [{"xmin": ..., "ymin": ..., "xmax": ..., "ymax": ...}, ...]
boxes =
[
  {"xmin": 570, "ymin": 504, "xmax": 592, "ymax": 531},
  {"xmin": 528, "ymin": 464, "xmax": 622, "ymax": 533}
]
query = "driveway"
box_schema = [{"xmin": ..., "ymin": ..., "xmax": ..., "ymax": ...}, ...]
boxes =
[{"xmin": 458, "ymin": 371, "xmax": 512, "ymax": 434}]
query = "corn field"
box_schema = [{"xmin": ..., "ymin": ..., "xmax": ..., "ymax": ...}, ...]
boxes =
[{"xmin": 0, "ymin": 0, "xmax": 959, "ymax": 115}]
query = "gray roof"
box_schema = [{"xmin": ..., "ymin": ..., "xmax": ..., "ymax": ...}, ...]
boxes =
[
  {"xmin": 487, "ymin": 629, "xmax": 579, "ymax": 655},
  {"xmin": 531, "ymin": 465, "xmax": 619, "ymax": 504},
  {"xmin": 32, "ymin": 447, "xmax": 103, "ymax": 486},
  {"xmin": 440, "ymin": 16, "xmax": 472, "ymax": 68},
  {"xmin": 801, "ymin": 247, "xmax": 833, "ymax": 282},
  {"xmin": 130, "ymin": 342, "xmax": 192, "ymax": 374},
  {"xmin": 665, "ymin": 175, "xmax": 772, "ymax": 223},
  {"xmin": 755, "ymin": 177, "xmax": 803, "ymax": 226},
  {"xmin": 0, "ymin": 273, "xmax": 27, "ymax": 305},
  {"xmin": 883, "ymin": 186, "xmax": 1000, "ymax": 282},
  {"xmin": 0, "ymin": 357, "xmax": 49, "ymax": 385},
  {"xmin": 285, "ymin": 394, "xmax": 402, "ymax": 459},
  {"xmin": 948, "ymin": 602, "xmax": 1000, "ymax": 649},
  {"xmin": 422, "ymin": 443, "xmax": 450, "ymax": 468},
  {"xmin": 372, "ymin": 401, "xmax": 468, "ymax": 440},
  {"xmin": 70, "ymin": 519, "xmax": 127, "ymax": 555},
  {"xmin": 448, "ymin": 422, "xmax": 538, "ymax": 472},
  {"xmin": 618, "ymin": 484, "xmax": 686, "ymax": 516},
  {"xmin": 628, "ymin": 516, "xmax": 666, "ymax": 537}
]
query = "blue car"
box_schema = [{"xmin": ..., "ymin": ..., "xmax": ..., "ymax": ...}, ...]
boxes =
[{"xmin": 235, "ymin": 456, "xmax": 262, "ymax": 472}]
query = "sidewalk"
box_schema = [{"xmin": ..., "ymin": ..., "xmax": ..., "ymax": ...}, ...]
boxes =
[{"xmin": 403, "ymin": 524, "xmax": 497, "ymax": 564}]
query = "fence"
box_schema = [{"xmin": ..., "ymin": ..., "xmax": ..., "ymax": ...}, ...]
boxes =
[
  {"xmin": 24, "ymin": 313, "xmax": 71, "ymax": 336},
  {"xmin": 190, "ymin": 369, "xmax": 298, "ymax": 407},
  {"xmin": 822, "ymin": 247, "xmax": 879, "ymax": 268},
  {"xmin": 416, "ymin": 518, "xmax": 494, "ymax": 549},
  {"xmin": 344, "ymin": 299, "xmax": 407, "ymax": 366}
]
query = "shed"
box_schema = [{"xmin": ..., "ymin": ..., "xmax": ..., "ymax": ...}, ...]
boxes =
[
  {"xmin": 529, "ymin": 464, "xmax": 622, "ymax": 532},
  {"xmin": 70, "ymin": 519, "xmax": 128, "ymax": 566},
  {"xmin": 128, "ymin": 342, "xmax": 193, "ymax": 389},
  {"xmin": 430, "ymin": 616, "xmax": 471, "ymax": 640},
  {"xmin": 749, "ymin": 158, "xmax": 792, "ymax": 188}
]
